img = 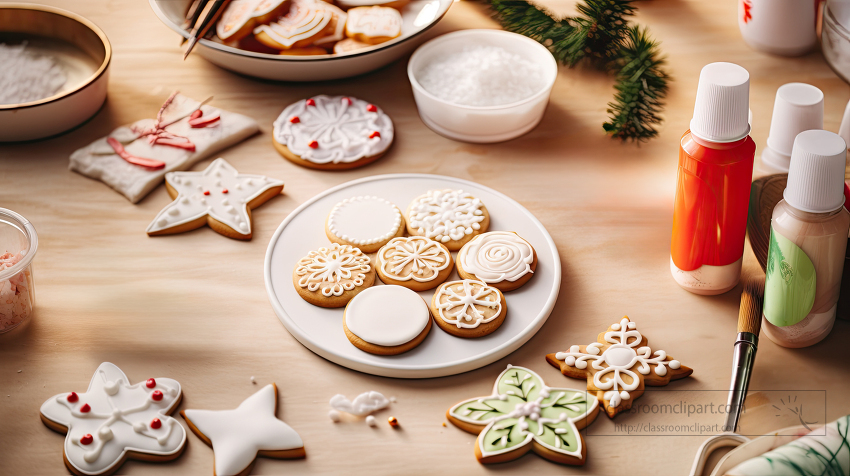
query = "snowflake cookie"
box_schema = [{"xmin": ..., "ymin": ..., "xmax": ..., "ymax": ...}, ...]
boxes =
[
  {"xmin": 447, "ymin": 365, "xmax": 599, "ymax": 466},
  {"xmin": 293, "ymin": 242, "xmax": 375, "ymax": 308},
  {"xmin": 39, "ymin": 362, "xmax": 187, "ymax": 476},
  {"xmin": 376, "ymin": 236, "xmax": 453, "ymax": 291},
  {"xmin": 546, "ymin": 316, "xmax": 693, "ymax": 418},
  {"xmin": 430, "ymin": 279, "xmax": 506, "ymax": 338}
]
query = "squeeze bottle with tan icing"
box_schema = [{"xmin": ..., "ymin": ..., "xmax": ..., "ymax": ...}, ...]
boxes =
[{"xmin": 762, "ymin": 130, "xmax": 850, "ymax": 348}]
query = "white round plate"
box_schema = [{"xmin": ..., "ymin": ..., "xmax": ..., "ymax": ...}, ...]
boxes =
[{"xmin": 264, "ymin": 174, "xmax": 561, "ymax": 378}]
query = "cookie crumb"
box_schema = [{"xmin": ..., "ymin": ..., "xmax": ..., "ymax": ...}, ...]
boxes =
[
  {"xmin": 17, "ymin": 370, "xmax": 22, "ymax": 373},
  {"xmin": 329, "ymin": 410, "xmax": 341, "ymax": 423},
  {"xmin": 389, "ymin": 396, "xmax": 397, "ymax": 403},
  {"xmin": 250, "ymin": 376, "xmax": 256, "ymax": 384},
  {"xmin": 388, "ymin": 416, "xmax": 399, "ymax": 428},
  {"xmin": 366, "ymin": 415, "xmax": 377, "ymax": 427},
  {"xmin": 442, "ymin": 422, "xmax": 446, "ymax": 427}
]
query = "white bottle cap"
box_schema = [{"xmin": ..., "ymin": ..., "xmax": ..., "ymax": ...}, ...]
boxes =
[
  {"xmin": 762, "ymin": 83, "xmax": 824, "ymax": 172},
  {"xmin": 690, "ymin": 63, "xmax": 751, "ymax": 143},
  {"xmin": 784, "ymin": 130, "xmax": 847, "ymax": 213}
]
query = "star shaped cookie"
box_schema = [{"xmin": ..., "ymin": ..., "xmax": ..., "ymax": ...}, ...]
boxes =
[
  {"xmin": 181, "ymin": 384, "xmax": 305, "ymax": 476},
  {"xmin": 146, "ymin": 158, "xmax": 283, "ymax": 240}
]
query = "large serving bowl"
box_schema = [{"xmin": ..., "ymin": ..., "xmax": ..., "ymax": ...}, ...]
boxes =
[{"xmin": 150, "ymin": 0, "xmax": 452, "ymax": 81}]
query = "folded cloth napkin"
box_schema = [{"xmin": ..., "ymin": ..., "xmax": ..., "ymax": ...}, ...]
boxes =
[{"xmin": 69, "ymin": 93, "xmax": 259, "ymax": 203}]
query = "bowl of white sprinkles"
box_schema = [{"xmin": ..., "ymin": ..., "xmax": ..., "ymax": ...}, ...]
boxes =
[{"xmin": 407, "ymin": 29, "xmax": 558, "ymax": 143}]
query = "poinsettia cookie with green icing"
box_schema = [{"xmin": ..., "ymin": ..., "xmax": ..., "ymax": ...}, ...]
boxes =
[{"xmin": 447, "ymin": 365, "xmax": 599, "ymax": 466}]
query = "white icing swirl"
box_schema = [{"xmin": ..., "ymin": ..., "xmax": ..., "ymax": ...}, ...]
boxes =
[{"xmin": 459, "ymin": 232, "xmax": 534, "ymax": 283}]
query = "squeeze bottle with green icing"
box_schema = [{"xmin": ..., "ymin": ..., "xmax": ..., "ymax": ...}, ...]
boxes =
[{"xmin": 763, "ymin": 130, "xmax": 850, "ymax": 348}]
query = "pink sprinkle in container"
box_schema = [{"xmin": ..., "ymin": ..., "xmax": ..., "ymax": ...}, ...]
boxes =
[{"xmin": 0, "ymin": 208, "xmax": 38, "ymax": 333}]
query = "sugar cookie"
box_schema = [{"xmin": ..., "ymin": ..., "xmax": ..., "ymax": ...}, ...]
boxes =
[
  {"xmin": 293, "ymin": 243, "xmax": 375, "ymax": 307},
  {"xmin": 253, "ymin": 0, "xmax": 334, "ymax": 49},
  {"xmin": 345, "ymin": 6, "xmax": 402, "ymax": 45},
  {"xmin": 456, "ymin": 231, "xmax": 536, "ymax": 291},
  {"xmin": 39, "ymin": 362, "xmax": 186, "ymax": 476},
  {"xmin": 447, "ymin": 365, "xmax": 599, "ymax": 466},
  {"xmin": 325, "ymin": 196, "xmax": 404, "ymax": 253},
  {"xmin": 431, "ymin": 280, "xmax": 506, "ymax": 338},
  {"xmin": 312, "ymin": 3, "xmax": 347, "ymax": 46},
  {"xmin": 333, "ymin": 37, "xmax": 372, "ymax": 54},
  {"xmin": 272, "ymin": 95, "xmax": 394, "ymax": 170},
  {"xmin": 216, "ymin": 0, "xmax": 290, "ymax": 42},
  {"xmin": 376, "ymin": 236, "xmax": 452, "ymax": 291},
  {"xmin": 146, "ymin": 158, "xmax": 284, "ymax": 241},
  {"xmin": 546, "ymin": 316, "xmax": 693, "ymax": 418},
  {"xmin": 181, "ymin": 384, "xmax": 305, "ymax": 476},
  {"xmin": 406, "ymin": 189, "xmax": 490, "ymax": 250},
  {"xmin": 343, "ymin": 285, "xmax": 431, "ymax": 355}
]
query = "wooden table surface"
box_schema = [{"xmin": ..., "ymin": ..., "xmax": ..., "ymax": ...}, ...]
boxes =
[{"xmin": 2, "ymin": 0, "xmax": 849, "ymax": 474}]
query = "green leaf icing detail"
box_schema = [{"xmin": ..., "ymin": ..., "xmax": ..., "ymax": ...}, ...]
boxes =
[{"xmin": 497, "ymin": 367, "xmax": 543, "ymax": 402}]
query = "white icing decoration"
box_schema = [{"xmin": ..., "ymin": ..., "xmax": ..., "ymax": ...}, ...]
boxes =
[
  {"xmin": 38, "ymin": 363, "xmax": 186, "ymax": 475},
  {"xmin": 295, "ymin": 243, "xmax": 371, "ymax": 296},
  {"xmin": 328, "ymin": 410, "xmax": 341, "ymax": 422},
  {"xmin": 365, "ymin": 415, "xmax": 377, "ymax": 427},
  {"xmin": 329, "ymin": 391, "xmax": 390, "ymax": 416},
  {"xmin": 273, "ymin": 95, "xmax": 393, "ymax": 164},
  {"xmin": 377, "ymin": 236, "xmax": 449, "ymax": 282},
  {"xmin": 146, "ymin": 158, "xmax": 283, "ymax": 236},
  {"xmin": 346, "ymin": 6, "xmax": 401, "ymax": 39},
  {"xmin": 459, "ymin": 231, "xmax": 534, "ymax": 283},
  {"xmin": 183, "ymin": 384, "xmax": 303, "ymax": 476},
  {"xmin": 554, "ymin": 318, "xmax": 683, "ymax": 408},
  {"xmin": 327, "ymin": 196, "xmax": 402, "ymax": 246},
  {"xmin": 435, "ymin": 280, "xmax": 502, "ymax": 328},
  {"xmin": 344, "ymin": 286, "xmax": 429, "ymax": 346},
  {"xmin": 408, "ymin": 189, "xmax": 485, "ymax": 243}
]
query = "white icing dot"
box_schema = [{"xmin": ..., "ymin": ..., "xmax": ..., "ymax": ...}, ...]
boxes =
[
  {"xmin": 157, "ymin": 218, "xmax": 167, "ymax": 227},
  {"xmin": 133, "ymin": 422, "xmax": 146, "ymax": 433},
  {"xmin": 184, "ymin": 179, "xmax": 191, "ymax": 186},
  {"xmin": 168, "ymin": 208, "xmax": 179, "ymax": 216},
  {"xmin": 366, "ymin": 415, "xmax": 377, "ymax": 427},
  {"xmin": 172, "ymin": 177, "xmax": 181, "ymax": 184},
  {"xmin": 239, "ymin": 222, "xmax": 249, "ymax": 232},
  {"xmin": 670, "ymin": 360, "xmax": 681, "ymax": 369},
  {"xmin": 104, "ymin": 380, "xmax": 119, "ymax": 396},
  {"xmin": 611, "ymin": 323, "xmax": 621, "ymax": 331},
  {"xmin": 181, "ymin": 197, "xmax": 190, "ymax": 205},
  {"xmin": 329, "ymin": 410, "xmax": 341, "ymax": 422},
  {"xmin": 98, "ymin": 426, "xmax": 113, "ymax": 440}
]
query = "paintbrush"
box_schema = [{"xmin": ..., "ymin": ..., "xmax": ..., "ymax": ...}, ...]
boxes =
[
  {"xmin": 181, "ymin": 0, "xmax": 206, "ymax": 45},
  {"xmin": 723, "ymin": 277, "xmax": 764, "ymax": 433},
  {"xmin": 183, "ymin": 0, "xmax": 231, "ymax": 60}
]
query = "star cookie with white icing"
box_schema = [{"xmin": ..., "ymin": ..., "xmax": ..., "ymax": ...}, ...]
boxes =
[
  {"xmin": 146, "ymin": 158, "xmax": 284, "ymax": 240},
  {"xmin": 181, "ymin": 384, "xmax": 305, "ymax": 476},
  {"xmin": 546, "ymin": 316, "xmax": 693, "ymax": 418},
  {"xmin": 39, "ymin": 362, "xmax": 187, "ymax": 476}
]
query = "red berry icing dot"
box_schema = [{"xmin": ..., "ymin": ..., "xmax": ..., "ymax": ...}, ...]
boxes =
[
  {"xmin": 222, "ymin": 189, "xmax": 228, "ymax": 194},
  {"xmin": 308, "ymin": 140, "xmax": 319, "ymax": 149},
  {"xmin": 289, "ymin": 116, "xmax": 300, "ymax": 124},
  {"xmin": 150, "ymin": 418, "xmax": 162, "ymax": 429},
  {"xmin": 203, "ymin": 190, "xmax": 210, "ymax": 196},
  {"xmin": 80, "ymin": 434, "xmax": 93, "ymax": 445},
  {"xmin": 366, "ymin": 104, "xmax": 378, "ymax": 112},
  {"xmin": 369, "ymin": 131, "xmax": 381, "ymax": 139},
  {"xmin": 146, "ymin": 378, "xmax": 156, "ymax": 389},
  {"xmin": 80, "ymin": 403, "xmax": 91, "ymax": 413},
  {"xmin": 67, "ymin": 392, "xmax": 78, "ymax": 403},
  {"xmin": 151, "ymin": 390, "xmax": 163, "ymax": 401},
  {"xmin": 305, "ymin": 98, "xmax": 316, "ymax": 106},
  {"xmin": 342, "ymin": 97, "xmax": 352, "ymax": 105}
]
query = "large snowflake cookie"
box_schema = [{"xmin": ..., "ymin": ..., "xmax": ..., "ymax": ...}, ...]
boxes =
[
  {"xmin": 546, "ymin": 316, "xmax": 693, "ymax": 418},
  {"xmin": 457, "ymin": 231, "xmax": 537, "ymax": 292},
  {"xmin": 431, "ymin": 279, "xmax": 506, "ymax": 338},
  {"xmin": 325, "ymin": 196, "xmax": 404, "ymax": 253},
  {"xmin": 182, "ymin": 384, "xmax": 305, "ymax": 476},
  {"xmin": 447, "ymin": 365, "xmax": 599, "ymax": 466},
  {"xmin": 273, "ymin": 95, "xmax": 394, "ymax": 170},
  {"xmin": 376, "ymin": 236, "xmax": 453, "ymax": 291},
  {"xmin": 146, "ymin": 158, "xmax": 284, "ymax": 240},
  {"xmin": 39, "ymin": 362, "xmax": 186, "ymax": 476},
  {"xmin": 406, "ymin": 189, "xmax": 490, "ymax": 250},
  {"xmin": 293, "ymin": 242, "xmax": 375, "ymax": 307}
]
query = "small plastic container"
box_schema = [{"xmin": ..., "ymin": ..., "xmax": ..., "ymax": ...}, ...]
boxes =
[
  {"xmin": 407, "ymin": 29, "xmax": 558, "ymax": 143},
  {"xmin": 0, "ymin": 208, "xmax": 38, "ymax": 333}
]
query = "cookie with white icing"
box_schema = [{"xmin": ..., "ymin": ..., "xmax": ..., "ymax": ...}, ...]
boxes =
[
  {"xmin": 406, "ymin": 189, "xmax": 490, "ymax": 251},
  {"xmin": 345, "ymin": 6, "xmax": 402, "ymax": 45},
  {"xmin": 376, "ymin": 236, "xmax": 452, "ymax": 291},
  {"xmin": 293, "ymin": 242, "xmax": 376, "ymax": 307},
  {"xmin": 325, "ymin": 196, "xmax": 404, "ymax": 253},
  {"xmin": 181, "ymin": 384, "xmax": 305, "ymax": 476},
  {"xmin": 216, "ymin": 0, "xmax": 291, "ymax": 43},
  {"xmin": 335, "ymin": 0, "xmax": 409, "ymax": 10},
  {"xmin": 343, "ymin": 285, "xmax": 432, "ymax": 355},
  {"xmin": 39, "ymin": 362, "xmax": 187, "ymax": 476},
  {"xmin": 146, "ymin": 158, "xmax": 284, "ymax": 241},
  {"xmin": 456, "ymin": 231, "xmax": 537, "ymax": 292},
  {"xmin": 272, "ymin": 95, "xmax": 394, "ymax": 170},
  {"xmin": 254, "ymin": 0, "xmax": 344, "ymax": 50},
  {"xmin": 431, "ymin": 280, "xmax": 507, "ymax": 338}
]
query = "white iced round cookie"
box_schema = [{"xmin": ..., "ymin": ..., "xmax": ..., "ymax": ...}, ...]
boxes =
[
  {"xmin": 326, "ymin": 196, "xmax": 404, "ymax": 253},
  {"xmin": 272, "ymin": 95, "xmax": 394, "ymax": 170},
  {"xmin": 376, "ymin": 236, "xmax": 453, "ymax": 291},
  {"xmin": 430, "ymin": 279, "xmax": 507, "ymax": 338},
  {"xmin": 457, "ymin": 231, "xmax": 537, "ymax": 292},
  {"xmin": 406, "ymin": 189, "xmax": 490, "ymax": 250},
  {"xmin": 343, "ymin": 285, "xmax": 432, "ymax": 355}
]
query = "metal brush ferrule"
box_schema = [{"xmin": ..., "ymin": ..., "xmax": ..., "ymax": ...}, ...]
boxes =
[{"xmin": 723, "ymin": 332, "xmax": 758, "ymax": 433}]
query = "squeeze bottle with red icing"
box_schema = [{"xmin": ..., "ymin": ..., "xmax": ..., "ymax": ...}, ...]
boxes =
[{"xmin": 670, "ymin": 63, "xmax": 756, "ymax": 295}]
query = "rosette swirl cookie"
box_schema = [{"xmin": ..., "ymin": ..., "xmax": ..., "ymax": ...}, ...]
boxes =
[
  {"xmin": 457, "ymin": 231, "xmax": 537, "ymax": 292},
  {"xmin": 293, "ymin": 243, "xmax": 375, "ymax": 307},
  {"xmin": 343, "ymin": 286, "xmax": 432, "ymax": 355},
  {"xmin": 376, "ymin": 236, "xmax": 453, "ymax": 291},
  {"xmin": 326, "ymin": 196, "xmax": 404, "ymax": 253},
  {"xmin": 273, "ymin": 95, "xmax": 394, "ymax": 170},
  {"xmin": 431, "ymin": 280, "xmax": 506, "ymax": 338},
  {"xmin": 406, "ymin": 189, "xmax": 489, "ymax": 250}
]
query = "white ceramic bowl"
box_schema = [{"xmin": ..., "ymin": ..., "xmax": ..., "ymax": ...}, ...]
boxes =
[
  {"xmin": 149, "ymin": 0, "xmax": 452, "ymax": 82},
  {"xmin": 407, "ymin": 29, "xmax": 558, "ymax": 143},
  {"xmin": 0, "ymin": 4, "xmax": 110, "ymax": 142}
]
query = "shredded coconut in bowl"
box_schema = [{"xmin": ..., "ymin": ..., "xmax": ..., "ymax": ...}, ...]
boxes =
[
  {"xmin": 0, "ymin": 43, "xmax": 67, "ymax": 105},
  {"xmin": 416, "ymin": 45, "xmax": 547, "ymax": 107}
]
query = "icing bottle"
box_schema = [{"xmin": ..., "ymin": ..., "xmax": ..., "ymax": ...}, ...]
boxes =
[
  {"xmin": 762, "ymin": 130, "xmax": 850, "ymax": 348},
  {"xmin": 671, "ymin": 63, "xmax": 756, "ymax": 295}
]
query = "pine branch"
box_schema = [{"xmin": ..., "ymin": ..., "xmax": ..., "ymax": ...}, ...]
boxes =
[
  {"xmin": 488, "ymin": 0, "xmax": 576, "ymax": 64},
  {"xmin": 568, "ymin": 0, "xmax": 635, "ymax": 68}
]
